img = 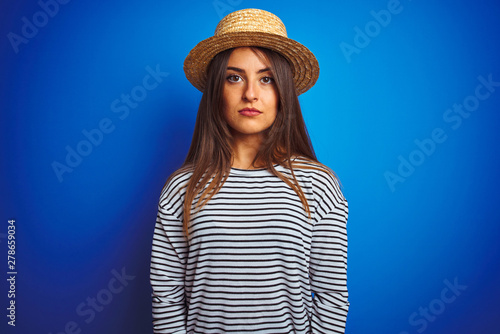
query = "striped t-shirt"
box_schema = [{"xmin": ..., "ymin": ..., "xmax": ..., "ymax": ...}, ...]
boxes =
[{"xmin": 150, "ymin": 161, "xmax": 349, "ymax": 333}]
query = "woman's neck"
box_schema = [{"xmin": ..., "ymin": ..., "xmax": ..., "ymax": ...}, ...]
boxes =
[{"xmin": 231, "ymin": 133, "xmax": 265, "ymax": 169}]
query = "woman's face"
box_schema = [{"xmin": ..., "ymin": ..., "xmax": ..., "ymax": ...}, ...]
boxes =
[{"xmin": 222, "ymin": 47, "xmax": 278, "ymax": 141}]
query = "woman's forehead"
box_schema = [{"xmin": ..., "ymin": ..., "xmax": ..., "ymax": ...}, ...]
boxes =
[{"xmin": 227, "ymin": 47, "xmax": 271, "ymax": 70}]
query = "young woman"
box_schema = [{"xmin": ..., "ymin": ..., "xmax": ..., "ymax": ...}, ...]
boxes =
[{"xmin": 150, "ymin": 8, "xmax": 349, "ymax": 334}]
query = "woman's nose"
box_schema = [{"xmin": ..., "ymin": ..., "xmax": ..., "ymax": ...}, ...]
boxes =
[{"xmin": 243, "ymin": 81, "xmax": 258, "ymax": 101}]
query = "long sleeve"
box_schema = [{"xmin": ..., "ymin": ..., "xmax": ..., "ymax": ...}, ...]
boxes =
[
  {"xmin": 309, "ymin": 180, "xmax": 349, "ymax": 333},
  {"xmin": 150, "ymin": 164, "xmax": 348, "ymax": 333},
  {"xmin": 150, "ymin": 205, "xmax": 188, "ymax": 333}
]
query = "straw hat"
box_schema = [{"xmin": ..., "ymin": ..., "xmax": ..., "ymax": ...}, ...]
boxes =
[{"xmin": 183, "ymin": 8, "xmax": 319, "ymax": 95}]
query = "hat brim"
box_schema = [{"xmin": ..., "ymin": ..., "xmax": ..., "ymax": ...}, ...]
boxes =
[{"xmin": 183, "ymin": 31, "xmax": 319, "ymax": 95}]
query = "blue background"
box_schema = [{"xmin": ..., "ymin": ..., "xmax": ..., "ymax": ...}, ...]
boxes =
[{"xmin": 1, "ymin": 0, "xmax": 499, "ymax": 333}]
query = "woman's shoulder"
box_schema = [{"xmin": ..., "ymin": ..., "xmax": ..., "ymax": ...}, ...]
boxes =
[
  {"xmin": 159, "ymin": 165, "xmax": 193, "ymax": 207},
  {"xmin": 290, "ymin": 156, "xmax": 345, "ymax": 201},
  {"xmin": 291, "ymin": 156, "xmax": 337, "ymax": 180}
]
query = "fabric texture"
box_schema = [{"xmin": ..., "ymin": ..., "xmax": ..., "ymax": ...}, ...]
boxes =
[{"xmin": 150, "ymin": 160, "xmax": 349, "ymax": 333}]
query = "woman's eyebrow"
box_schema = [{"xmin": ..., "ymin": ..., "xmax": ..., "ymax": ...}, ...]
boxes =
[{"xmin": 226, "ymin": 66, "xmax": 271, "ymax": 74}]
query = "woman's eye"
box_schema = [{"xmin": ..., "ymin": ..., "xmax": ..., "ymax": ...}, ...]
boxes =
[
  {"xmin": 261, "ymin": 76, "xmax": 274, "ymax": 84},
  {"xmin": 227, "ymin": 74, "xmax": 241, "ymax": 83}
]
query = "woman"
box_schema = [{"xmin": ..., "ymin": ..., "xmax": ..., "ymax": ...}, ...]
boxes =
[{"xmin": 150, "ymin": 8, "xmax": 349, "ymax": 334}]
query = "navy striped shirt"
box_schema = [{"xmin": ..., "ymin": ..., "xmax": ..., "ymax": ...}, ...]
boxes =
[{"xmin": 151, "ymin": 161, "xmax": 349, "ymax": 333}]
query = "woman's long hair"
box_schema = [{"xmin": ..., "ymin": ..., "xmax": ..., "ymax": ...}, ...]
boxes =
[{"xmin": 174, "ymin": 47, "xmax": 325, "ymax": 236}]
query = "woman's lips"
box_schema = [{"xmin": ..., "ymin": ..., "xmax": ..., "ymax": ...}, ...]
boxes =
[{"xmin": 238, "ymin": 108, "xmax": 262, "ymax": 116}]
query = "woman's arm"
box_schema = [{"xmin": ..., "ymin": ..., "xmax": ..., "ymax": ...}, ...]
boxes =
[
  {"xmin": 309, "ymin": 174, "xmax": 349, "ymax": 334},
  {"xmin": 150, "ymin": 205, "xmax": 188, "ymax": 334}
]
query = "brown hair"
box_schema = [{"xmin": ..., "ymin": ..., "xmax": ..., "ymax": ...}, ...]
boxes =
[{"xmin": 173, "ymin": 47, "xmax": 326, "ymax": 236}]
